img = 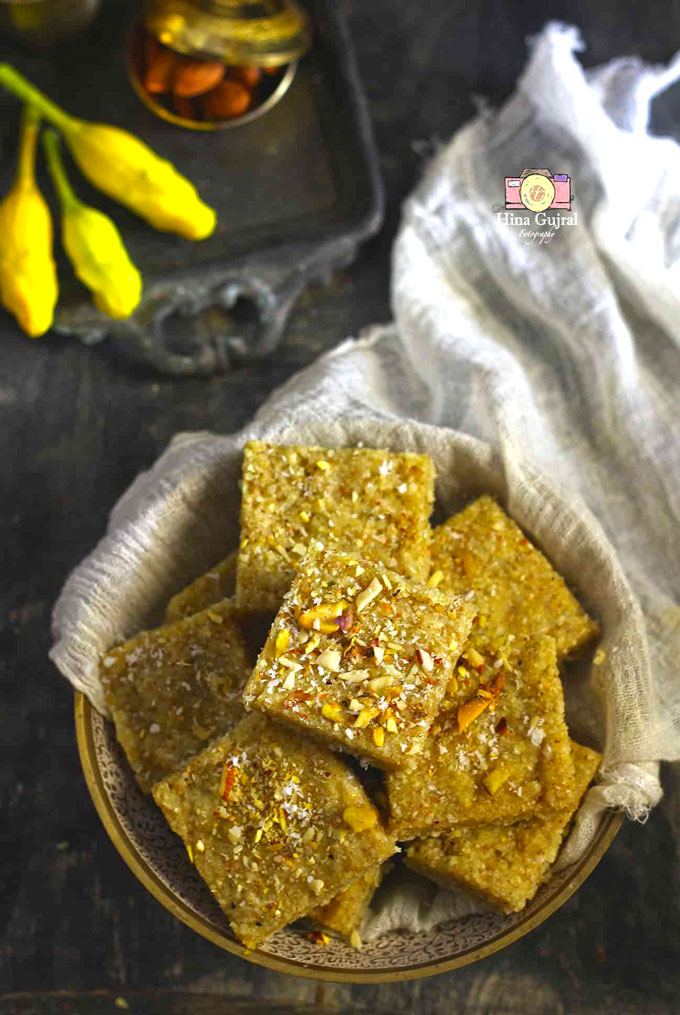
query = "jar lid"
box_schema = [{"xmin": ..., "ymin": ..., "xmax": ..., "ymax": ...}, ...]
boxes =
[{"xmin": 143, "ymin": 0, "xmax": 312, "ymax": 66}]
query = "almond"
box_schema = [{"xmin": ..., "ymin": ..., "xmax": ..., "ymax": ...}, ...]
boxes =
[
  {"xmin": 316, "ymin": 648, "xmax": 341, "ymax": 672},
  {"xmin": 144, "ymin": 46, "xmax": 178, "ymax": 94},
  {"xmin": 229, "ymin": 65, "xmax": 262, "ymax": 88},
  {"xmin": 174, "ymin": 58, "xmax": 225, "ymax": 98},
  {"xmin": 355, "ymin": 577, "xmax": 383, "ymax": 613},
  {"xmin": 416, "ymin": 648, "xmax": 434, "ymax": 672},
  {"xmin": 173, "ymin": 94, "xmax": 195, "ymax": 120}
]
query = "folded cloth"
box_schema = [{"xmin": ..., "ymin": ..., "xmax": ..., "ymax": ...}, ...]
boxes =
[{"xmin": 51, "ymin": 23, "xmax": 680, "ymax": 934}]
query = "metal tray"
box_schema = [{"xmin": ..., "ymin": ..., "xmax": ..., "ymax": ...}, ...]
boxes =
[{"xmin": 0, "ymin": 0, "xmax": 383, "ymax": 374}]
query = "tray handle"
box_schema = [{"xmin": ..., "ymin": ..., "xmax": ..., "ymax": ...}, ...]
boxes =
[{"xmin": 106, "ymin": 270, "xmax": 306, "ymax": 376}]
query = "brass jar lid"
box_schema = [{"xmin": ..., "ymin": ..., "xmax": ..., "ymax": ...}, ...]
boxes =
[{"xmin": 143, "ymin": 0, "xmax": 312, "ymax": 66}]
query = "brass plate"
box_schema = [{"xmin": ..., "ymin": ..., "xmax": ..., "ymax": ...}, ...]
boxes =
[{"xmin": 75, "ymin": 692, "xmax": 623, "ymax": 983}]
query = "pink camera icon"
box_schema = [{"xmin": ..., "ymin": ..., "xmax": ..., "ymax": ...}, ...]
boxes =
[{"xmin": 504, "ymin": 169, "xmax": 572, "ymax": 211}]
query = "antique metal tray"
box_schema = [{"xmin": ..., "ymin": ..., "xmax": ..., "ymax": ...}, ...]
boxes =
[{"xmin": 0, "ymin": 0, "xmax": 383, "ymax": 374}]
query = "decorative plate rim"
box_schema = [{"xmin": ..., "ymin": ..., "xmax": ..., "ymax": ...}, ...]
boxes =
[{"xmin": 74, "ymin": 692, "xmax": 623, "ymax": 983}]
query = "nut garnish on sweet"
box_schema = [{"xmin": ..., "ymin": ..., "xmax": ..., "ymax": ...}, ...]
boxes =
[
  {"xmin": 242, "ymin": 548, "xmax": 475, "ymax": 769},
  {"xmin": 152, "ymin": 713, "xmax": 396, "ymax": 949},
  {"xmin": 387, "ymin": 634, "xmax": 576, "ymax": 837},
  {"xmin": 235, "ymin": 442, "xmax": 436, "ymax": 613},
  {"xmin": 406, "ymin": 741, "xmax": 602, "ymax": 913},
  {"xmin": 100, "ymin": 598, "xmax": 251, "ymax": 793}
]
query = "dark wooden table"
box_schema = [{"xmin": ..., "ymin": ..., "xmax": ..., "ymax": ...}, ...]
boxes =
[{"xmin": 3, "ymin": 1, "xmax": 680, "ymax": 1012}]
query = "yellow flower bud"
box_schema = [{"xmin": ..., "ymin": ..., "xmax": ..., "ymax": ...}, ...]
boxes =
[
  {"xmin": 0, "ymin": 64, "xmax": 216, "ymax": 241},
  {"xmin": 44, "ymin": 130, "xmax": 142, "ymax": 320},
  {"xmin": 0, "ymin": 106, "xmax": 58, "ymax": 337}
]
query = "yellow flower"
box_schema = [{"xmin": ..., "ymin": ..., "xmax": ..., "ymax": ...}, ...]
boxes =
[
  {"xmin": 0, "ymin": 64, "xmax": 216, "ymax": 241},
  {"xmin": 0, "ymin": 106, "xmax": 58, "ymax": 337},
  {"xmin": 43, "ymin": 130, "xmax": 142, "ymax": 319}
]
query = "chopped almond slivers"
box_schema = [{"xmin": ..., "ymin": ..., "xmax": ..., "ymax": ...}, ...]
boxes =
[
  {"xmin": 321, "ymin": 702, "xmax": 343, "ymax": 722},
  {"xmin": 355, "ymin": 577, "xmax": 383, "ymax": 613},
  {"xmin": 416, "ymin": 648, "xmax": 434, "ymax": 672},
  {"xmin": 386, "ymin": 716, "xmax": 398, "ymax": 733},
  {"xmin": 303, "ymin": 632, "xmax": 321, "ymax": 655},
  {"xmin": 367, "ymin": 675, "xmax": 393, "ymax": 693},
  {"xmin": 316, "ymin": 648, "xmax": 341, "ymax": 672},
  {"xmin": 457, "ymin": 695, "xmax": 491, "ymax": 731},
  {"xmin": 341, "ymin": 670, "xmax": 370, "ymax": 683},
  {"xmin": 427, "ymin": 569, "xmax": 444, "ymax": 588},
  {"xmin": 373, "ymin": 727, "xmax": 385, "ymax": 747},
  {"xmin": 278, "ymin": 656, "xmax": 302, "ymax": 672},
  {"xmin": 373, "ymin": 645, "xmax": 385, "ymax": 664},
  {"xmin": 342, "ymin": 804, "xmax": 378, "ymax": 832}
]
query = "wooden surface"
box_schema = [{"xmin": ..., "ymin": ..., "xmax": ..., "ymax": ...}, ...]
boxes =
[{"xmin": 3, "ymin": 1, "xmax": 680, "ymax": 1012}]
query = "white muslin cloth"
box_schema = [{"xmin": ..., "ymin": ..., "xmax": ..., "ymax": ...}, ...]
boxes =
[{"xmin": 51, "ymin": 23, "xmax": 680, "ymax": 934}]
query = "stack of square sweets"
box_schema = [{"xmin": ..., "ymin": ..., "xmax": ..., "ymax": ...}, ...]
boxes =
[{"xmin": 100, "ymin": 442, "xmax": 601, "ymax": 950}]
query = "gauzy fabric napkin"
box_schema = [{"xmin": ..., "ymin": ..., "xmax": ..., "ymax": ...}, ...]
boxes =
[{"xmin": 51, "ymin": 23, "xmax": 680, "ymax": 934}]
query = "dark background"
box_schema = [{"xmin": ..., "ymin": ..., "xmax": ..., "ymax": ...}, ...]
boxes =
[{"xmin": 3, "ymin": 1, "xmax": 680, "ymax": 1012}]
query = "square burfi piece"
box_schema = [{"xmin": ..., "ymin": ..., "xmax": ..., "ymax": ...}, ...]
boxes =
[
  {"xmin": 152, "ymin": 713, "xmax": 396, "ymax": 949},
  {"xmin": 387, "ymin": 634, "xmax": 575, "ymax": 837},
  {"xmin": 242, "ymin": 548, "xmax": 475, "ymax": 769},
  {"xmin": 311, "ymin": 862, "xmax": 389, "ymax": 941},
  {"xmin": 236, "ymin": 442, "xmax": 435, "ymax": 612},
  {"xmin": 165, "ymin": 552, "xmax": 237, "ymax": 623},
  {"xmin": 101, "ymin": 598, "xmax": 251, "ymax": 793},
  {"xmin": 406, "ymin": 741, "xmax": 601, "ymax": 913},
  {"xmin": 430, "ymin": 496, "xmax": 598, "ymax": 660}
]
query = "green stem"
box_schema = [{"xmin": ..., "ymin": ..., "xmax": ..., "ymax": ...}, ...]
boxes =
[
  {"xmin": 16, "ymin": 105, "xmax": 40, "ymax": 187},
  {"xmin": 43, "ymin": 128, "xmax": 80, "ymax": 211},
  {"xmin": 0, "ymin": 64, "xmax": 77, "ymax": 134}
]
